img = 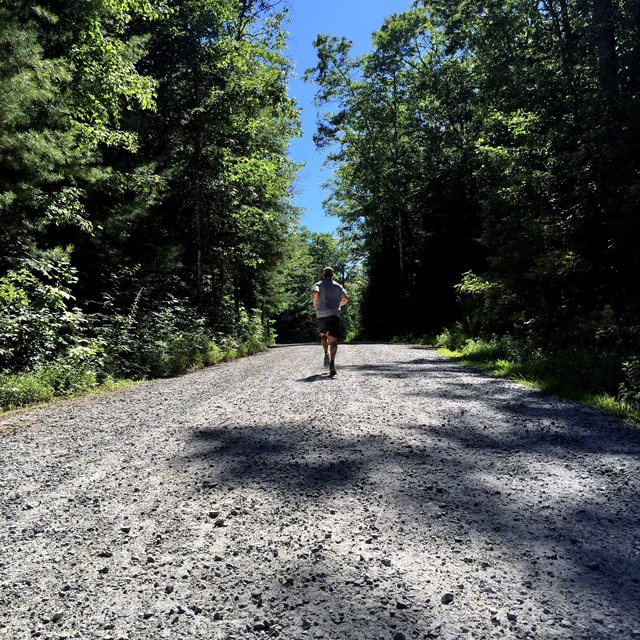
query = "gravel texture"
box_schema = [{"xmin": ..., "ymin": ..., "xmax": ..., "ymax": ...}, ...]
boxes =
[{"xmin": 1, "ymin": 344, "xmax": 640, "ymax": 640}]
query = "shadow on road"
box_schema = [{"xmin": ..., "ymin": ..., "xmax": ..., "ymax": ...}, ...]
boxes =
[
  {"xmin": 339, "ymin": 353, "xmax": 474, "ymax": 379},
  {"xmin": 177, "ymin": 347, "xmax": 640, "ymax": 633},
  {"xmin": 297, "ymin": 373, "xmax": 331, "ymax": 383},
  {"xmin": 185, "ymin": 411, "xmax": 640, "ymax": 621}
]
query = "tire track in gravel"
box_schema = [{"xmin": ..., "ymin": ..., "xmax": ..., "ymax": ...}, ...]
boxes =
[{"xmin": 1, "ymin": 344, "xmax": 640, "ymax": 640}]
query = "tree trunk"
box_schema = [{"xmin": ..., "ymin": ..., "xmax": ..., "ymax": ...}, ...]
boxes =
[
  {"xmin": 593, "ymin": 0, "xmax": 620, "ymax": 130},
  {"xmin": 192, "ymin": 64, "xmax": 203, "ymax": 292},
  {"xmin": 392, "ymin": 69, "xmax": 405, "ymax": 284}
]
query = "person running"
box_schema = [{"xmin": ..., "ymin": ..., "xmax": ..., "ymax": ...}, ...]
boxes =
[{"xmin": 312, "ymin": 266, "xmax": 349, "ymax": 378}]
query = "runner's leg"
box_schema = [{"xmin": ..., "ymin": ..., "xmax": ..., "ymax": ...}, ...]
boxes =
[
  {"xmin": 328, "ymin": 316, "xmax": 339, "ymax": 377},
  {"xmin": 320, "ymin": 332, "xmax": 329, "ymax": 354},
  {"xmin": 318, "ymin": 318, "xmax": 331, "ymax": 367},
  {"xmin": 329, "ymin": 336, "xmax": 338, "ymax": 362}
]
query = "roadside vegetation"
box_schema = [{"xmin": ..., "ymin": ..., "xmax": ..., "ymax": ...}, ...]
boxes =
[
  {"xmin": 0, "ymin": 322, "xmax": 273, "ymax": 413},
  {"xmin": 0, "ymin": 263, "xmax": 273, "ymax": 412},
  {"xmin": 0, "ymin": 1, "xmax": 296, "ymax": 412},
  {"xmin": 434, "ymin": 329, "xmax": 640, "ymax": 424}
]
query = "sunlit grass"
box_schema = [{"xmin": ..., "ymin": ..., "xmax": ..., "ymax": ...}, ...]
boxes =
[
  {"xmin": 0, "ymin": 339, "xmax": 269, "ymax": 414},
  {"xmin": 437, "ymin": 340, "xmax": 639, "ymax": 425},
  {"xmin": 584, "ymin": 394, "xmax": 640, "ymax": 422},
  {"xmin": 0, "ymin": 374, "xmax": 142, "ymax": 416}
]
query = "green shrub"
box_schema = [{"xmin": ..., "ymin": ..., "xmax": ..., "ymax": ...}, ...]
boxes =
[
  {"xmin": 619, "ymin": 357, "xmax": 640, "ymax": 405},
  {"xmin": 0, "ymin": 357, "xmax": 101, "ymax": 411},
  {"xmin": 94, "ymin": 294, "xmax": 273, "ymax": 380},
  {"xmin": 37, "ymin": 362, "xmax": 96, "ymax": 397},
  {"xmin": 435, "ymin": 323, "xmax": 468, "ymax": 351},
  {"xmin": 224, "ymin": 348, "xmax": 239, "ymax": 360},
  {"xmin": 461, "ymin": 337, "xmax": 509, "ymax": 361},
  {"xmin": 236, "ymin": 307, "xmax": 274, "ymax": 352},
  {"xmin": 0, "ymin": 252, "xmax": 87, "ymax": 372},
  {"xmin": 0, "ymin": 277, "xmax": 273, "ymax": 410},
  {"xmin": 95, "ymin": 293, "xmax": 210, "ymax": 379},
  {"xmin": 0, "ymin": 372, "xmax": 55, "ymax": 409},
  {"xmin": 204, "ymin": 341, "xmax": 225, "ymax": 365}
]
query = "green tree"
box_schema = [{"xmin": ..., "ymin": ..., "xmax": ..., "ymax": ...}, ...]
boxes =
[
  {"xmin": 273, "ymin": 228, "xmax": 360, "ymax": 342},
  {"xmin": 306, "ymin": 8, "xmax": 482, "ymax": 339},
  {"xmin": 304, "ymin": 0, "xmax": 639, "ymax": 398},
  {"xmin": 121, "ymin": 0, "xmax": 300, "ymax": 324},
  {"xmin": 1, "ymin": 1, "xmax": 302, "ymax": 384}
]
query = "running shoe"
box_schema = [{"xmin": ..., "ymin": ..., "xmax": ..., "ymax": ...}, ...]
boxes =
[{"xmin": 329, "ymin": 362, "xmax": 337, "ymax": 378}]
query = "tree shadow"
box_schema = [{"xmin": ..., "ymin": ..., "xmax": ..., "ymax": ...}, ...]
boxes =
[
  {"xmin": 184, "ymin": 406, "xmax": 640, "ymax": 625},
  {"xmin": 175, "ymin": 347, "xmax": 640, "ymax": 635},
  {"xmin": 192, "ymin": 424, "xmax": 365, "ymax": 491},
  {"xmin": 339, "ymin": 354, "xmax": 479, "ymax": 379}
]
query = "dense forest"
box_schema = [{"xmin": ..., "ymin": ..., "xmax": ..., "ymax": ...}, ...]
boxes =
[
  {"xmin": 306, "ymin": 0, "xmax": 640, "ymax": 407},
  {"xmin": 1, "ymin": 0, "xmax": 639, "ymax": 413},
  {"xmin": 0, "ymin": 0, "xmax": 311, "ymax": 404}
]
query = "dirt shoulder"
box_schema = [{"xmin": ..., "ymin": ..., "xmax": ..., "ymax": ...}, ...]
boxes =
[{"xmin": 1, "ymin": 344, "xmax": 639, "ymax": 640}]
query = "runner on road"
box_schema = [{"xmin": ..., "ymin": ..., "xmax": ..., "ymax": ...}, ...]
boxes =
[{"xmin": 312, "ymin": 267, "xmax": 349, "ymax": 378}]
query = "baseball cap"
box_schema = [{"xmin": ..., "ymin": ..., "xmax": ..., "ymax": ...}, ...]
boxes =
[{"xmin": 322, "ymin": 266, "xmax": 334, "ymax": 276}]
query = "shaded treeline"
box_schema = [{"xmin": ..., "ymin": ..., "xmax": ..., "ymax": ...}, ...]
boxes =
[
  {"xmin": 305, "ymin": 0, "xmax": 640, "ymax": 398},
  {"xmin": 272, "ymin": 228, "xmax": 363, "ymax": 343},
  {"xmin": 0, "ymin": 0, "xmax": 302, "ymax": 393}
]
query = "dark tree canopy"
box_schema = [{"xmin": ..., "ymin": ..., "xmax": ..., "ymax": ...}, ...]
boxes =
[{"xmin": 305, "ymin": 0, "xmax": 640, "ymax": 371}]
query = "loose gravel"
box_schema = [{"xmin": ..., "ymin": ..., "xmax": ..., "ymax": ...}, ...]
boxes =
[{"xmin": 1, "ymin": 344, "xmax": 640, "ymax": 640}]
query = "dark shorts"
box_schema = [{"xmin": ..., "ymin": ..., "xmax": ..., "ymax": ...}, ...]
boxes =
[{"xmin": 317, "ymin": 315, "xmax": 341, "ymax": 339}]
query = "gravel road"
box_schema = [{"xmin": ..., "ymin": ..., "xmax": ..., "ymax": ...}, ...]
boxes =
[{"xmin": 1, "ymin": 344, "xmax": 640, "ymax": 640}]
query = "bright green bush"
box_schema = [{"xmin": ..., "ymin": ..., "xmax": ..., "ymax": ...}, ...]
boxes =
[
  {"xmin": 203, "ymin": 342, "xmax": 225, "ymax": 365},
  {"xmin": 95, "ymin": 294, "xmax": 208, "ymax": 379},
  {"xmin": 0, "ymin": 252, "xmax": 87, "ymax": 372},
  {"xmin": 236, "ymin": 307, "xmax": 275, "ymax": 352},
  {"xmin": 0, "ymin": 271, "xmax": 273, "ymax": 410},
  {"xmin": 0, "ymin": 372, "xmax": 55, "ymax": 409},
  {"xmin": 94, "ymin": 294, "xmax": 273, "ymax": 381},
  {"xmin": 0, "ymin": 354, "xmax": 100, "ymax": 411},
  {"xmin": 37, "ymin": 362, "xmax": 96, "ymax": 397},
  {"xmin": 435, "ymin": 324, "xmax": 469, "ymax": 351}
]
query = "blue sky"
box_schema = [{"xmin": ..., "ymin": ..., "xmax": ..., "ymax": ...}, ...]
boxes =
[{"xmin": 285, "ymin": 1, "xmax": 412, "ymax": 234}]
